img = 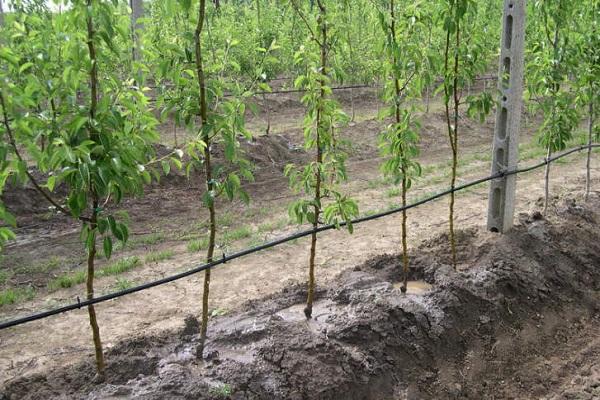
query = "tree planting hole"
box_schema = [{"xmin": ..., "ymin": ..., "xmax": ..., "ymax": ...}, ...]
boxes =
[
  {"xmin": 492, "ymin": 188, "xmax": 502, "ymax": 218},
  {"xmin": 505, "ymin": 15, "xmax": 513, "ymax": 49},
  {"xmin": 502, "ymin": 57, "xmax": 511, "ymax": 89},
  {"xmin": 499, "ymin": 107, "xmax": 508, "ymax": 140}
]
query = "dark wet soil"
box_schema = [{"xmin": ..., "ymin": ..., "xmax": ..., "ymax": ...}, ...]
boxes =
[{"xmin": 2, "ymin": 197, "xmax": 600, "ymax": 400}]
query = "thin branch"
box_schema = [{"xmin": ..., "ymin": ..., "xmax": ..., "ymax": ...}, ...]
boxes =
[{"xmin": 289, "ymin": 0, "xmax": 324, "ymax": 48}]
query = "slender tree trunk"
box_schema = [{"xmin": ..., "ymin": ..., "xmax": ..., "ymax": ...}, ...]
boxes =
[
  {"xmin": 194, "ymin": 0, "xmax": 215, "ymax": 358},
  {"xmin": 305, "ymin": 0, "xmax": 327, "ymax": 320},
  {"xmin": 544, "ymin": 146, "xmax": 552, "ymax": 214},
  {"xmin": 263, "ymin": 92, "xmax": 271, "ymax": 135},
  {"xmin": 174, "ymin": 120, "xmax": 178, "ymax": 147},
  {"xmin": 443, "ymin": 5, "xmax": 459, "ymax": 270},
  {"xmin": 585, "ymin": 91, "xmax": 594, "ymax": 201},
  {"xmin": 85, "ymin": 0, "xmax": 105, "ymax": 379},
  {"xmin": 0, "ymin": 1, "xmax": 4, "ymax": 28},
  {"xmin": 401, "ymin": 172, "xmax": 409, "ymax": 292},
  {"xmin": 130, "ymin": 0, "xmax": 144, "ymax": 62},
  {"xmin": 390, "ymin": 0, "xmax": 410, "ymax": 292},
  {"xmin": 86, "ymin": 202, "xmax": 105, "ymax": 381},
  {"xmin": 350, "ymin": 87, "xmax": 356, "ymax": 122},
  {"xmin": 425, "ymin": 85, "xmax": 431, "ymax": 114}
]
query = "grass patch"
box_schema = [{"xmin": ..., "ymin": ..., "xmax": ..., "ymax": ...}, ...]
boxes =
[
  {"xmin": 209, "ymin": 384, "xmax": 232, "ymax": 398},
  {"xmin": 224, "ymin": 226, "xmax": 253, "ymax": 242},
  {"xmin": 132, "ymin": 232, "xmax": 166, "ymax": 246},
  {"xmin": 243, "ymin": 207, "xmax": 270, "ymax": 219},
  {"xmin": 386, "ymin": 187, "xmax": 401, "ymax": 198},
  {"xmin": 98, "ymin": 257, "xmax": 142, "ymax": 277},
  {"xmin": 113, "ymin": 277, "xmax": 135, "ymax": 291},
  {"xmin": 0, "ymin": 270, "xmax": 11, "ymax": 285},
  {"xmin": 14, "ymin": 256, "xmax": 63, "ymax": 275},
  {"xmin": 217, "ymin": 212, "xmax": 235, "ymax": 226},
  {"xmin": 187, "ymin": 237, "xmax": 209, "ymax": 252},
  {"xmin": 0, "ymin": 287, "xmax": 36, "ymax": 307},
  {"xmin": 257, "ymin": 218, "xmax": 288, "ymax": 233},
  {"xmin": 48, "ymin": 270, "xmax": 87, "ymax": 291},
  {"xmin": 361, "ymin": 208, "xmax": 380, "ymax": 218},
  {"xmin": 145, "ymin": 250, "xmax": 175, "ymax": 263}
]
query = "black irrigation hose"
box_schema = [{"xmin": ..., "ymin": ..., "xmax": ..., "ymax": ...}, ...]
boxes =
[
  {"xmin": 0, "ymin": 143, "xmax": 598, "ymax": 331},
  {"xmin": 147, "ymin": 75, "xmax": 497, "ymax": 101}
]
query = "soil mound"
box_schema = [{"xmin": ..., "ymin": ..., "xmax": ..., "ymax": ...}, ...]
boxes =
[{"xmin": 2, "ymin": 198, "xmax": 599, "ymax": 400}]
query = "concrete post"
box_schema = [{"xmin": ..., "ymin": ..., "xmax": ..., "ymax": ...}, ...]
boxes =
[
  {"xmin": 0, "ymin": 1, "xmax": 4, "ymax": 28},
  {"xmin": 131, "ymin": 0, "xmax": 144, "ymax": 62},
  {"xmin": 487, "ymin": 0, "xmax": 526, "ymax": 233}
]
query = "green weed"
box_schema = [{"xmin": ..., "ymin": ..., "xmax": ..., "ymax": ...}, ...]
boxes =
[
  {"xmin": 113, "ymin": 278, "xmax": 135, "ymax": 291},
  {"xmin": 386, "ymin": 187, "xmax": 401, "ymax": 198},
  {"xmin": 0, "ymin": 270, "xmax": 11, "ymax": 285},
  {"xmin": 224, "ymin": 226, "xmax": 252, "ymax": 242},
  {"xmin": 209, "ymin": 384, "xmax": 232, "ymax": 398},
  {"xmin": 144, "ymin": 250, "xmax": 175, "ymax": 263},
  {"xmin": 98, "ymin": 257, "xmax": 142, "ymax": 277},
  {"xmin": 187, "ymin": 238, "xmax": 209, "ymax": 252},
  {"xmin": 0, "ymin": 287, "xmax": 35, "ymax": 307},
  {"xmin": 48, "ymin": 270, "xmax": 87, "ymax": 291}
]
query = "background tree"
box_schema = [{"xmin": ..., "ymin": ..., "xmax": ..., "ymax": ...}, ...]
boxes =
[
  {"xmin": 572, "ymin": 0, "xmax": 600, "ymax": 201},
  {"xmin": 527, "ymin": 0, "xmax": 580, "ymax": 214}
]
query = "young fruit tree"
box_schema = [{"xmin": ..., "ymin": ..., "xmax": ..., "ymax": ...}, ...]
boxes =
[
  {"xmin": 376, "ymin": 0, "xmax": 425, "ymax": 292},
  {"xmin": 572, "ymin": 0, "xmax": 600, "ymax": 201},
  {"xmin": 439, "ymin": 0, "xmax": 493, "ymax": 267},
  {"xmin": 287, "ymin": 0, "xmax": 359, "ymax": 319},
  {"xmin": 0, "ymin": 0, "xmax": 161, "ymax": 379},
  {"xmin": 149, "ymin": 0, "xmax": 272, "ymax": 357},
  {"xmin": 527, "ymin": 0, "xmax": 580, "ymax": 214}
]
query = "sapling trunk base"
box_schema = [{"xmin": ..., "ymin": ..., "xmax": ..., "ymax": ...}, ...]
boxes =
[
  {"xmin": 87, "ymin": 206, "xmax": 105, "ymax": 381},
  {"xmin": 544, "ymin": 147, "xmax": 552, "ymax": 215},
  {"xmin": 585, "ymin": 98, "xmax": 593, "ymax": 202}
]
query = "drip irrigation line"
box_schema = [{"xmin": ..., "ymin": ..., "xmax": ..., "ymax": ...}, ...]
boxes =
[
  {"xmin": 0, "ymin": 143, "xmax": 598, "ymax": 331},
  {"xmin": 147, "ymin": 75, "xmax": 497, "ymax": 102}
]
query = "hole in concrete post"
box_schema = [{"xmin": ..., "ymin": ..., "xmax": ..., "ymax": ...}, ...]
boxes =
[
  {"xmin": 492, "ymin": 188, "xmax": 502, "ymax": 218},
  {"xmin": 502, "ymin": 57, "xmax": 511, "ymax": 89},
  {"xmin": 498, "ymin": 108, "xmax": 508, "ymax": 140},
  {"xmin": 490, "ymin": 227, "xmax": 500, "ymax": 233},
  {"xmin": 496, "ymin": 147, "xmax": 506, "ymax": 168},
  {"xmin": 505, "ymin": 15, "xmax": 513, "ymax": 49}
]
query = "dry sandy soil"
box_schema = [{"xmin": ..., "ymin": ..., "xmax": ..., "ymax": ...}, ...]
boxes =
[{"xmin": 0, "ymin": 85, "xmax": 598, "ymax": 399}]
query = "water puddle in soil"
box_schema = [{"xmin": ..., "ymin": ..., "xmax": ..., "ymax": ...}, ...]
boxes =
[
  {"xmin": 393, "ymin": 280, "xmax": 433, "ymax": 295},
  {"xmin": 275, "ymin": 299, "xmax": 338, "ymax": 325}
]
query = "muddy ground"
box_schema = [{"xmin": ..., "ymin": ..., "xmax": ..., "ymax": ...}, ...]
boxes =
[{"xmin": 2, "ymin": 197, "xmax": 599, "ymax": 400}]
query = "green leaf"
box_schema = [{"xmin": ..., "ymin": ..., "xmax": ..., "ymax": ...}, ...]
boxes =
[{"xmin": 103, "ymin": 236, "xmax": 113, "ymax": 259}]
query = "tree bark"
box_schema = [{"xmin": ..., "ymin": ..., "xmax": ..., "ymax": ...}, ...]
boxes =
[
  {"xmin": 194, "ymin": 0, "xmax": 215, "ymax": 359},
  {"xmin": 585, "ymin": 89, "xmax": 594, "ymax": 201},
  {"xmin": 130, "ymin": 0, "xmax": 144, "ymax": 62},
  {"xmin": 85, "ymin": 0, "xmax": 105, "ymax": 380},
  {"xmin": 305, "ymin": 0, "xmax": 327, "ymax": 320}
]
